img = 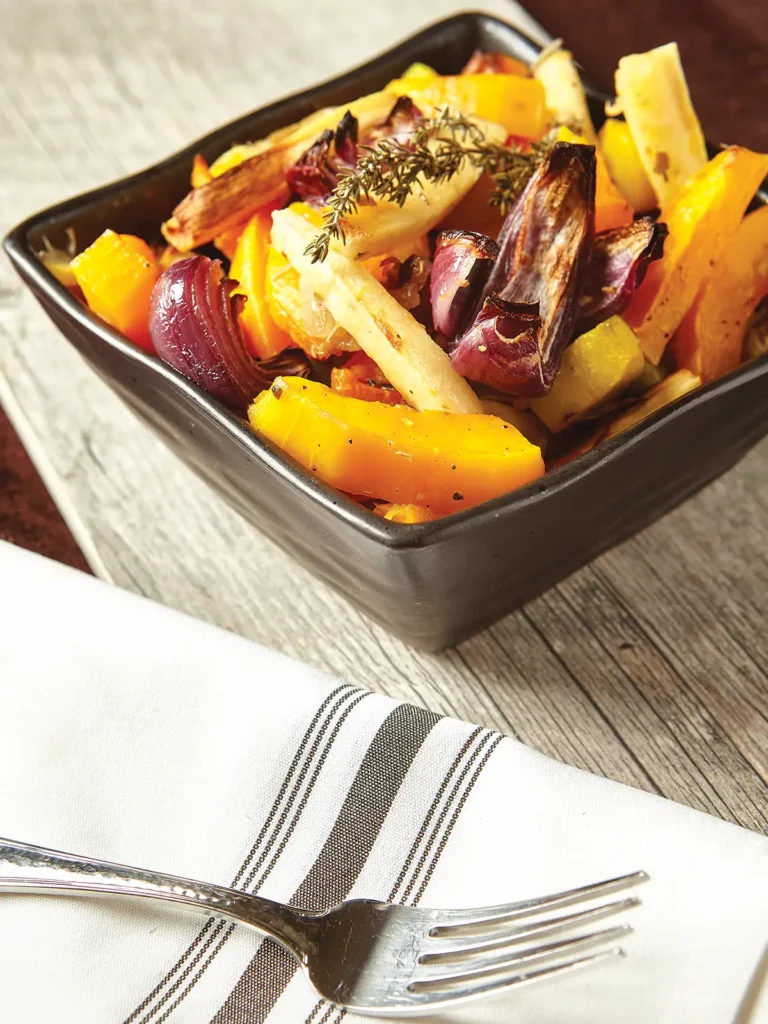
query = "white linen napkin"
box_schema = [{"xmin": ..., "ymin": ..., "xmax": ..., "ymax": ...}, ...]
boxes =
[{"xmin": 1, "ymin": 538, "xmax": 766, "ymax": 1024}]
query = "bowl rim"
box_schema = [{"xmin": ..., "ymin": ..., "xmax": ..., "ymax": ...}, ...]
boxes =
[{"xmin": 5, "ymin": 10, "xmax": 768, "ymax": 552}]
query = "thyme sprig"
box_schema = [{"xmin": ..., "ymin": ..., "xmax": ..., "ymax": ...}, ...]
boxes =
[{"xmin": 304, "ymin": 109, "xmax": 557, "ymax": 263}]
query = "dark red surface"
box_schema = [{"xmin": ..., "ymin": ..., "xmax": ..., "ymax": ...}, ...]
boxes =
[
  {"xmin": 0, "ymin": 404, "xmax": 90, "ymax": 571},
  {"xmin": 529, "ymin": 0, "xmax": 768, "ymax": 149},
  {"xmin": 2, "ymin": 1, "xmax": 766, "ymax": 570}
]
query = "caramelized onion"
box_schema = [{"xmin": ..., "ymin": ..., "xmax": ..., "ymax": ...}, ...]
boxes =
[
  {"xmin": 449, "ymin": 295, "xmax": 544, "ymax": 395},
  {"xmin": 458, "ymin": 142, "xmax": 596, "ymax": 396},
  {"xmin": 285, "ymin": 111, "xmax": 358, "ymax": 201},
  {"xmin": 149, "ymin": 255, "xmax": 309, "ymax": 412},
  {"xmin": 577, "ymin": 217, "xmax": 667, "ymax": 333},
  {"xmin": 431, "ymin": 230, "xmax": 499, "ymax": 337}
]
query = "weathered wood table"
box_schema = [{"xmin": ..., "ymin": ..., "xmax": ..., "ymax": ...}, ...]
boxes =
[{"xmin": 1, "ymin": 0, "xmax": 766, "ymax": 833}]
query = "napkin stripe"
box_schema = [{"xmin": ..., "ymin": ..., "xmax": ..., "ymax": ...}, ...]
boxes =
[
  {"xmin": 210, "ymin": 704, "xmax": 442, "ymax": 1024},
  {"xmin": 144, "ymin": 688, "xmax": 372, "ymax": 1024},
  {"xmin": 315, "ymin": 728, "xmax": 502, "ymax": 1024},
  {"xmin": 124, "ymin": 683, "xmax": 362, "ymax": 1024}
]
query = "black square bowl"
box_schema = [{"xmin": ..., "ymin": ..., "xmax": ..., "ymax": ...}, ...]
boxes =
[{"xmin": 5, "ymin": 12, "xmax": 768, "ymax": 650}]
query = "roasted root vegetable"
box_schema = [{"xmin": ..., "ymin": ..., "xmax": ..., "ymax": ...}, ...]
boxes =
[
  {"xmin": 148, "ymin": 256, "xmax": 309, "ymax": 412},
  {"xmin": 556, "ymin": 125, "xmax": 632, "ymax": 233},
  {"xmin": 534, "ymin": 47, "xmax": 597, "ymax": 143},
  {"xmin": 461, "ymin": 50, "xmax": 530, "ymax": 77},
  {"xmin": 599, "ymin": 368, "xmax": 701, "ymax": 442},
  {"xmin": 374, "ymin": 503, "xmax": 436, "ymax": 523},
  {"xmin": 230, "ymin": 209, "xmax": 293, "ymax": 360},
  {"xmin": 270, "ymin": 208, "xmax": 483, "ymax": 413},
  {"xmin": 331, "ymin": 353, "xmax": 403, "ymax": 405},
  {"xmin": 552, "ymin": 368, "xmax": 701, "ymax": 466},
  {"xmin": 577, "ymin": 217, "xmax": 666, "ymax": 334},
  {"xmin": 430, "ymin": 230, "xmax": 499, "ymax": 337},
  {"xmin": 479, "ymin": 399, "xmax": 549, "ymax": 451},
  {"xmin": 68, "ymin": 38, "xmax": 768, "ymax": 521},
  {"xmin": 624, "ymin": 146, "xmax": 768, "ymax": 364},
  {"xmin": 163, "ymin": 91, "xmax": 397, "ymax": 250},
  {"xmin": 265, "ymin": 245, "xmax": 358, "ymax": 359},
  {"xmin": 673, "ymin": 205, "xmax": 768, "ymax": 382},
  {"xmin": 437, "ymin": 172, "xmax": 505, "ymax": 238},
  {"xmin": 612, "ymin": 43, "xmax": 707, "ymax": 207},
  {"xmin": 71, "ymin": 230, "xmax": 161, "ymax": 352},
  {"xmin": 321, "ymin": 117, "xmax": 508, "ymax": 260},
  {"xmin": 530, "ymin": 316, "xmax": 644, "ymax": 432},
  {"xmin": 598, "ymin": 118, "xmax": 656, "ymax": 212},
  {"xmin": 456, "ymin": 142, "xmax": 596, "ymax": 396},
  {"xmin": 386, "ymin": 73, "xmax": 547, "ymax": 140},
  {"xmin": 249, "ymin": 377, "xmax": 544, "ymax": 514}
]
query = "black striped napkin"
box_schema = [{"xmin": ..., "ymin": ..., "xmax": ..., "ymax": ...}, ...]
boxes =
[{"xmin": 2, "ymin": 538, "xmax": 767, "ymax": 1024}]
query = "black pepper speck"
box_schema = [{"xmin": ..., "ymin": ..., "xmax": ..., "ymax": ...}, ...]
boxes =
[{"xmin": 452, "ymin": 491, "xmax": 463, "ymax": 501}]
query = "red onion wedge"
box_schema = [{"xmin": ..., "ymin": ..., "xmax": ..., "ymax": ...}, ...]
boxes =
[
  {"xmin": 577, "ymin": 217, "xmax": 667, "ymax": 334},
  {"xmin": 149, "ymin": 255, "xmax": 309, "ymax": 412},
  {"xmin": 457, "ymin": 142, "xmax": 596, "ymax": 396},
  {"xmin": 431, "ymin": 230, "xmax": 499, "ymax": 337},
  {"xmin": 449, "ymin": 295, "xmax": 544, "ymax": 395},
  {"xmin": 286, "ymin": 111, "xmax": 358, "ymax": 201}
]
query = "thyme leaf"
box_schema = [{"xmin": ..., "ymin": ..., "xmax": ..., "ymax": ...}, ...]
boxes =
[{"xmin": 305, "ymin": 108, "xmax": 559, "ymax": 263}]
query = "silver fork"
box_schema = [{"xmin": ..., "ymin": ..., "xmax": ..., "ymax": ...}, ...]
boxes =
[{"xmin": 0, "ymin": 838, "xmax": 646, "ymax": 1016}]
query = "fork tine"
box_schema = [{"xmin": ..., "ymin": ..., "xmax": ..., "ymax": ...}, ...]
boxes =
[
  {"xmin": 423, "ymin": 896, "xmax": 641, "ymax": 956},
  {"xmin": 415, "ymin": 924, "xmax": 631, "ymax": 981},
  {"xmin": 406, "ymin": 947, "xmax": 625, "ymax": 1003},
  {"xmin": 428, "ymin": 870, "xmax": 648, "ymax": 936}
]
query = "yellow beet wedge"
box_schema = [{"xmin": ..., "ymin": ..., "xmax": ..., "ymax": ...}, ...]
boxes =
[
  {"xmin": 249, "ymin": 378, "xmax": 545, "ymax": 515},
  {"xmin": 624, "ymin": 146, "xmax": 768, "ymax": 364},
  {"xmin": 387, "ymin": 73, "xmax": 547, "ymax": 140},
  {"xmin": 530, "ymin": 317, "xmax": 644, "ymax": 432}
]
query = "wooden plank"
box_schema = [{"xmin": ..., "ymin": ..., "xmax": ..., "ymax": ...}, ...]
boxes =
[{"xmin": 1, "ymin": 0, "xmax": 766, "ymax": 833}]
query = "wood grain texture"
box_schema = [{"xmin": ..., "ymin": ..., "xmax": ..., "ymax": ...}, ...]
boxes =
[{"xmin": 1, "ymin": 0, "xmax": 766, "ymax": 833}]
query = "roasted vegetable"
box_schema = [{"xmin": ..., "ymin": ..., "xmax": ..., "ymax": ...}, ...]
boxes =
[
  {"xmin": 556, "ymin": 125, "xmax": 632, "ymax": 233},
  {"xmin": 162, "ymin": 91, "xmax": 396, "ymax": 250},
  {"xmin": 600, "ymin": 368, "xmax": 701, "ymax": 441},
  {"xmin": 577, "ymin": 217, "xmax": 666, "ymax": 334},
  {"xmin": 374, "ymin": 502, "xmax": 436, "ymax": 523},
  {"xmin": 437, "ymin": 171, "xmax": 505, "ymax": 238},
  {"xmin": 612, "ymin": 43, "xmax": 707, "ymax": 207},
  {"xmin": 249, "ymin": 377, "xmax": 544, "ymax": 513},
  {"xmin": 320, "ymin": 115, "xmax": 508, "ymax": 260},
  {"xmin": 551, "ymin": 367, "xmax": 700, "ymax": 466},
  {"xmin": 624, "ymin": 146, "xmax": 768, "ymax": 364},
  {"xmin": 148, "ymin": 256, "xmax": 309, "ymax": 411},
  {"xmin": 285, "ymin": 111, "xmax": 358, "ymax": 200},
  {"xmin": 331, "ymin": 353, "xmax": 403, "ymax": 405},
  {"xmin": 265, "ymin": 245, "xmax": 358, "ymax": 359},
  {"xmin": 534, "ymin": 47, "xmax": 597, "ymax": 143},
  {"xmin": 230, "ymin": 208, "xmax": 292, "ymax": 360},
  {"xmin": 530, "ymin": 316, "xmax": 644, "ymax": 432},
  {"xmin": 479, "ymin": 399, "xmax": 549, "ymax": 450},
  {"xmin": 449, "ymin": 296, "xmax": 544, "ymax": 395},
  {"xmin": 38, "ymin": 230, "xmax": 79, "ymax": 290},
  {"xmin": 430, "ymin": 230, "xmax": 499, "ymax": 337},
  {"xmin": 386, "ymin": 73, "xmax": 547, "ymax": 140},
  {"xmin": 271, "ymin": 208, "xmax": 482, "ymax": 413},
  {"xmin": 744, "ymin": 302, "xmax": 768, "ymax": 363},
  {"xmin": 673, "ymin": 205, "xmax": 768, "ymax": 381},
  {"xmin": 461, "ymin": 50, "xmax": 530, "ymax": 77},
  {"xmin": 72, "ymin": 230, "xmax": 161, "ymax": 352},
  {"xmin": 598, "ymin": 118, "xmax": 656, "ymax": 212},
  {"xmin": 456, "ymin": 142, "xmax": 596, "ymax": 396}
]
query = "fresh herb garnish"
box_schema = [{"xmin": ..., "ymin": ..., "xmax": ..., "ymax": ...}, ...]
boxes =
[{"xmin": 305, "ymin": 109, "xmax": 560, "ymax": 263}]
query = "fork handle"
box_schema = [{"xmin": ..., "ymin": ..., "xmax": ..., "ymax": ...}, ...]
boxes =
[{"xmin": 0, "ymin": 837, "xmax": 317, "ymax": 963}]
